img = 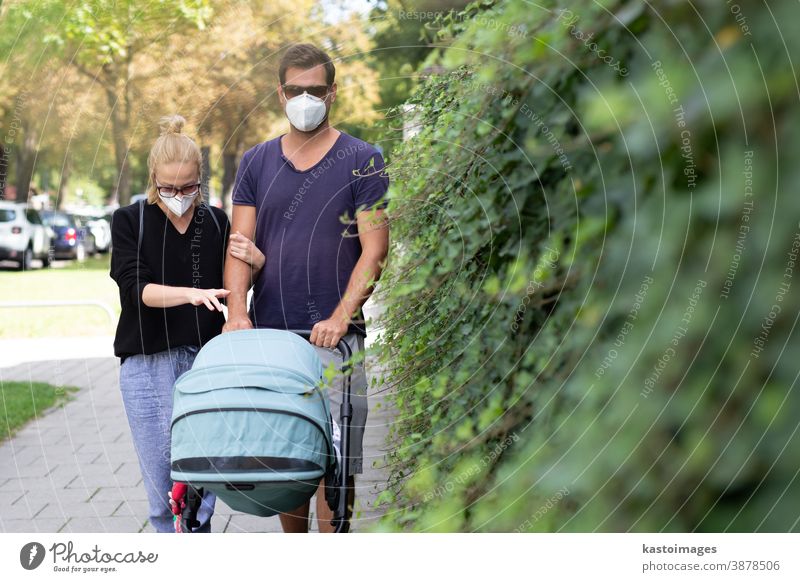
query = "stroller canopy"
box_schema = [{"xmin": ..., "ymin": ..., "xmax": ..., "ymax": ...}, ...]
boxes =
[
  {"xmin": 185, "ymin": 327, "xmax": 324, "ymax": 393},
  {"xmin": 170, "ymin": 329, "xmax": 337, "ymax": 516}
]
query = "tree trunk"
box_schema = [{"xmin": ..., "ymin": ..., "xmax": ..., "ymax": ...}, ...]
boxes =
[
  {"xmin": 201, "ymin": 144, "xmax": 211, "ymax": 206},
  {"xmin": 222, "ymin": 149, "xmax": 238, "ymax": 213},
  {"xmin": 0, "ymin": 144, "xmax": 9, "ymax": 200},
  {"xmin": 104, "ymin": 53, "xmax": 133, "ymax": 207},
  {"xmin": 56, "ymin": 156, "xmax": 71, "ymax": 209},
  {"xmin": 15, "ymin": 117, "xmax": 37, "ymax": 202},
  {"xmin": 107, "ymin": 87, "xmax": 131, "ymax": 207}
]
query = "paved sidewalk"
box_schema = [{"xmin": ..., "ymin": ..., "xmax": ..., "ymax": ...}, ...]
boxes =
[
  {"xmin": 0, "ymin": 336, "xmax": 115, "ymax": 369},
  {"xmin": 0, "ymin": 351, "xmax": 394, "ymax": 533}
]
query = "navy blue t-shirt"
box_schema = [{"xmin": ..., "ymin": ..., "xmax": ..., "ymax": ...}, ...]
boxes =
[{"xmin": 232, "ymin": 131, "xmax": 389, "ymax": 336}]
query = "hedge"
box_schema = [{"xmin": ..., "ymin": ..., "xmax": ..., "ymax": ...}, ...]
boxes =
[{"xmin": 372, "ymin": 0, "xmax": 800, "ymax": 532}]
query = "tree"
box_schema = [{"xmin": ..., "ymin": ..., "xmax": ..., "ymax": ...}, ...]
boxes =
[
  {"xmin": 0, "ymin": 0, "xmax": 63, "ymax": 199},
  {"xmin": 361, "ymin": 0, "xmax": 469, "ymax": 151},
  {"xmin": 0, "ymin": 0, "xmax": 385, "ymax": 208},
  {"xmin": 58, "ymin": 0, "xmax": 212, "ymax": 206}
]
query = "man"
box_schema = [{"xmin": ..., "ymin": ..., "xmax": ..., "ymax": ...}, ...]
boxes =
[{"xmin": 222, "ymin": 43, "xmax": 389, "ymax": 533}]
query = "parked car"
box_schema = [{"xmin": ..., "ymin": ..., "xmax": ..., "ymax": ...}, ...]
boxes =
[
  {"xmin": 40, "ymin": 211, "xmax": 93, "ymax": 261},
  {"xmin": 74, "ymin": 214, "xmax": 112, "ymax": 253},
  {"xmin": 71, "ymin": 214, "xmax": 100, "ymax": 255},
  {"xmin": 0, "ymin": 201, "xmax": 53, "ymax": 270}
]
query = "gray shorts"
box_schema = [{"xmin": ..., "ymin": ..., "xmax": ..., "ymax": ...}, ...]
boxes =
[{"xmin": 312, "ymin": 333, "xmax": 368, "ymax": 475}]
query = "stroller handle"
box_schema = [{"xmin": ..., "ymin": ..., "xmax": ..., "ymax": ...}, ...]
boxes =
[
  {"xmin": 287, "ymin": 329, "xmax": 353, "ymax": 363},
  {"xmin": 287, "ymin": 328, "xmax": 353, "ymax": 533}
]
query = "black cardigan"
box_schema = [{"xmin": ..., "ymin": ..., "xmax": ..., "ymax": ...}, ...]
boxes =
[{"xmin": 109, "ymin": 201, "xmax": 230, "ymax": 363}]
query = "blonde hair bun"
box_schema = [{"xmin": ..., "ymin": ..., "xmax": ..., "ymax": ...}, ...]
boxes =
[{"xmin": 159, "ymin": 114, "xmax": 186, "ymax": 136}]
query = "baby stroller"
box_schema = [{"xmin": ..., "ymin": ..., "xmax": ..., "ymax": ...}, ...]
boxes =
[{"xmin": 169, "ymin": 328, "xmax": 354, "ymax": 533}]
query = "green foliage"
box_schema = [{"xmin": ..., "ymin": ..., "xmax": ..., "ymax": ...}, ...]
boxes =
[
  {"xmin": 375, "ymin": 0, "xmax": 800, "ymax": 531},
  {"xmin": 367, "ymin": 0, "xmax": 436, "ymax": 108},
  {"xmin": 61, "ymin": 0, "xmax": 211, "ymax": 67}
]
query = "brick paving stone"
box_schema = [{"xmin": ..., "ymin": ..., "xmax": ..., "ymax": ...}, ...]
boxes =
[
  {"xmin": 0, "ymin": 517, "xmax": 69, "ymax": 533},
  {"xmin": 60, "ymin": 516, "xmax": 146, "ymax": 533}
]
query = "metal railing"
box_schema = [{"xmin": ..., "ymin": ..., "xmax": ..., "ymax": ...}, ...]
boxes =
[{"xmin": 0, "ymin": 300, "xmax": 117, "ymax": 326}]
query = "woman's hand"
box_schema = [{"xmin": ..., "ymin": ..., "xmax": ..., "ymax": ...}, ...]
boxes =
[
  {"xmin": 228, "ymin": 231, "xmax": 265, "ymax": 271},
  {"xmin": 185, "ymin": 288, "xmax": 230, "ymax": 311},
  {"xmin": 143, "ymin": 284, "xmax": 229, "ymax": 310}
]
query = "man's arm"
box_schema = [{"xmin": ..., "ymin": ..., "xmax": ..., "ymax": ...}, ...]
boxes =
[
  {"xmin": 222, "ymin": 204, "xmax": 257, "ymax": 332},
  {"xmin": 310, "ymin": 208, "xmax": 389, "ymax": 348},
  {"xmin": 229, "ymin": 231, "xmax": 266, "ymax": 274}
]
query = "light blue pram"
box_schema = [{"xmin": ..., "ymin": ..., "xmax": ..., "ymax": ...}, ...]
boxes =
[{"xmin": 169, "ymin": 328, "xmax": 353, "ymax": 532}]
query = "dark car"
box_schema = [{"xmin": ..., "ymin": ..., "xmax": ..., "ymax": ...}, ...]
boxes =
[{"xmin": 40, "ymin": 211, "xmax": 95, "ymax": 261}]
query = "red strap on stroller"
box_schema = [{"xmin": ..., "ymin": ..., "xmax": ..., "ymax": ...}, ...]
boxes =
[{"xmin": 170, "ymin": 482, "xmax": 188, "ymax": 533}]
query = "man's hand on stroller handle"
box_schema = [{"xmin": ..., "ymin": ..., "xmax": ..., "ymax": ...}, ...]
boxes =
[
  {"xmin": 310, "ymin": 316, "xmax": 349, "ymax": 348},
  {"xmin": 223, "ymin": 313, "xmax": 253, "ymax": 333}
]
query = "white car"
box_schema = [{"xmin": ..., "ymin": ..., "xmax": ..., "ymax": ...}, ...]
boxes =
[
  {"xmin": 0, "ymin": 201, "xmax": 53, "ymax": 270},
  {"xmin": 74, "ymin": 213, "xmax": 112, "ymax": 253},
  {"xmin": 89, "ymin": 216, "xmax": 112, "ymax": 253}
]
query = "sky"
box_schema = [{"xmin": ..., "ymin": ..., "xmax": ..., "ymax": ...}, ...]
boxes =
[{"xmin": 320, "ymin": 0, "xmax": 377, "ymax": 23}]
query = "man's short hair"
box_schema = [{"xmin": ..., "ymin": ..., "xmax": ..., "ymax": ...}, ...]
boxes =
[{"xmin": 279, "ymin": 44, "xmax": 336, "ymax": 86}]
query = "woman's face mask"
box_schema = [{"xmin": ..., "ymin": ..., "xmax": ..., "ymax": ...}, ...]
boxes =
[
  {"xmin": 159, "ymin": 192, "xmax": 196, "ymax": 216},
  {"xmin": 284, "ymin": 92, "xmax": 328, "ymax": 132},
  {"xmin": 155, "ymin": 179, "xmax": 200, "ymax": 216}
]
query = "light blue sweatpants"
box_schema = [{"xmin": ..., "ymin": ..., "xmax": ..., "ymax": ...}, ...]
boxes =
[{"xmin": 119, "ymin": 345, "xmax": 216, "ymax": 533}]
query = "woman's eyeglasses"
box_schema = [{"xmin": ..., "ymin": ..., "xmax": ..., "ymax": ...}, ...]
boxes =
[
  {"xmin": 155, "ymin": 182, "xmax": 201, "ymax": 198},
  {"xmin": 282, "ymin": 84, "xmax": 330, "ymax": 100}
]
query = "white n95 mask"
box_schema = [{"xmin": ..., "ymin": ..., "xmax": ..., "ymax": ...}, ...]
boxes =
[
  {"xmin": 285, "ymin": 92, "xmax": 327, "ymax": 132},
  {"xmin": 160, "ymin": 193, "xmax": 195, "ymax": 216}
]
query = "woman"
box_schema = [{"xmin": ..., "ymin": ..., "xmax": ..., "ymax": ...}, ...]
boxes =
[{"xmin": 110, "ymin": 115, "xmax": 264, "ymax": 532}]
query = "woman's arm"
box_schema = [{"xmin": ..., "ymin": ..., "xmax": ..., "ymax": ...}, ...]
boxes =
[
  {"xmin": 109, "ymin": 208, "xmax": 154, "ymax": 306},
  {"xmin": 142, "ymin": 284, "xmax": 230, "ymax": 311},
  {"xmin": 111, "ymin": 208, "xmax": 230, "ymax": 311}
]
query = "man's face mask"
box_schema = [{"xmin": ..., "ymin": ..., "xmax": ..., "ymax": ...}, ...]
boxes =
[{"xmin": 283, "ymin": 89, "xmax": 328, "ymax": 132}]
